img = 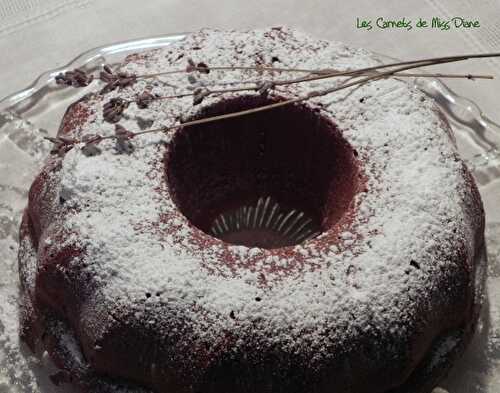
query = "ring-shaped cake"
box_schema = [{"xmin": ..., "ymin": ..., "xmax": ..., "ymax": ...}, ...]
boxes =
[{"xmin": 18, "ymin": 27, "xmax": 486, "ymax": 393}]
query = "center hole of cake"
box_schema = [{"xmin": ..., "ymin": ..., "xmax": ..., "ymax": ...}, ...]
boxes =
[{"xmin": 166, "ymin": 95, "xmax": 360, "ymax": 249}]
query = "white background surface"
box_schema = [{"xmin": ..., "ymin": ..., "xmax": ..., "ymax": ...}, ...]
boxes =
[{"xmin": 1, "ymin": 0, "xmax": 500, "ymax": 126}]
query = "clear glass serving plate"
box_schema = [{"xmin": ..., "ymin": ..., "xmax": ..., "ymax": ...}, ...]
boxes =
[{"xmin": 0, "ymin": 34, "xmax": 499, "ymax": 393}]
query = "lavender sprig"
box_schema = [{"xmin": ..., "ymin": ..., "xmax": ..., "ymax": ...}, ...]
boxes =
[
  {"xmin": 45, "ymin": 51, "xmax": 500, "ymax": 157},
  {"xmin": 55, "ymin": 69, "xmax": 93, "ymax": 88},
  {"xmin": 99, "ymin": 65, "xmax": 137, "ymax": 94},
  {"xmin": 103, "ymin": 98, "xmax": 129, "ymax": 123},
  {"xmin": 114, "ymin": 124, "xmax": 135, "ymax": 154}
]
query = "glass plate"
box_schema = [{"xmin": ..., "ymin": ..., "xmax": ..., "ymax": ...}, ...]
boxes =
[{"xmin": 0, "ymin": 34, "xmax": 499, "ymax": 393}]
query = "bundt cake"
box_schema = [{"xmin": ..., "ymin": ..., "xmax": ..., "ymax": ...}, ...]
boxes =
[{"xmin": 18, "ymin": 27, "xmax": 486, "ymax": 392}]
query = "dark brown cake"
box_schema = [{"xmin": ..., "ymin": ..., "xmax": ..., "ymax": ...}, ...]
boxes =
[{"xmin": 18, "ymin": 27, "xmax": 486, "ymax": 393}]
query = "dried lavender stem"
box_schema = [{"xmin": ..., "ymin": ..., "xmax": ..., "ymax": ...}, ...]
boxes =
[
  {"xmin": 137, "ymin": 66, "xmax": 315, "ymax": 79},
  {"xmin": 137, "ymin": 71, "xmax": 492, "ymax": 104},
  {"xmin": 270, "ymin": 57, "xmax": 468, "ymax": 87},
  {"xmin": 141, "ymin": 68, "xmax": 492, "ymax": 80},
  {"xmin": 129, "ymin": 59, "xmax": 494, "ymax": 106},
  {"xmin": 48, "ymin": 52, "xmax": 500, "ymax": 149},
  {"xmin": 136, "ymin": 52, "xmax": 500, "ymax": 81},
  {"xmin": 386, "ymin": 72, "xmax": 492, "ymax": 79},
  {"xmin": 124, "ymin": 57, "xmax": 478, "ymax": 139},
  {"xmin": 128, "ymin": 54, "xmax": 500, "ymax": 105}
]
